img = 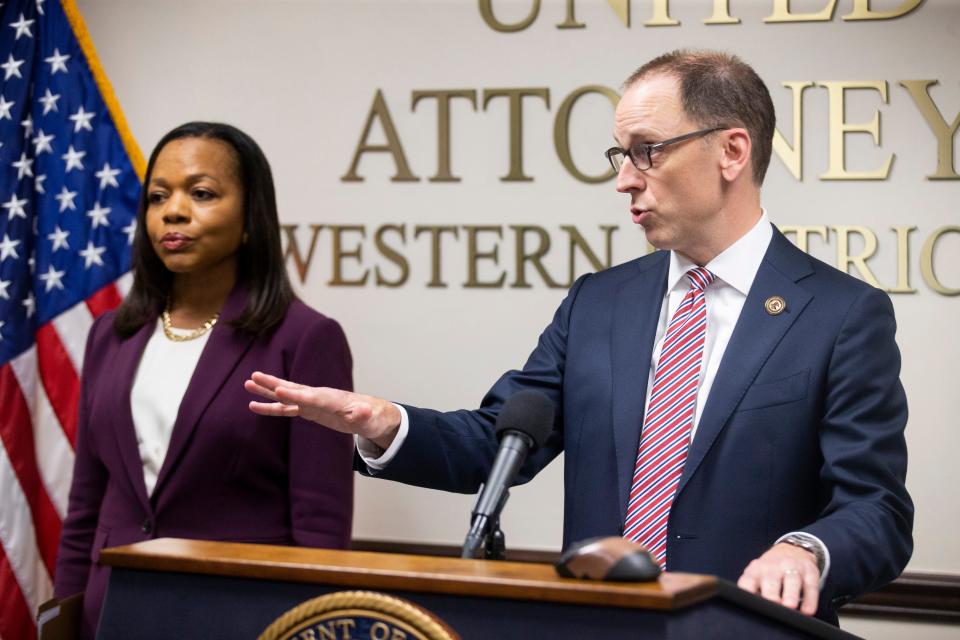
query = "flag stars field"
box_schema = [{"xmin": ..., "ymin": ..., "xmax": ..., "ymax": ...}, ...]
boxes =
[
  {"xmin": 38, "ymin": 263, "xmax": 66, "ymax": 291},
  {"xmin": 55, "ymin": 185, "xmax": 77, "ymax": 212},
  {"xmin": 62, "ymin": 145, "xmax": 85, "ymax": 172},
  {"xmin": 22, "ymin": 291, "xmax": 35, "ymax": 317},
  {"xmin": 95, "ymin": 162, "xmax": 120, "ymax": 189},
  {"xmin": 1, "ymin": 54, "xmax": 25, "ymax": 80},
  {"xmin": 0, "ymin": 94, "xmax": 14, "ymax": 119},
  {"xmin": 9, "ymin": 12, "xmax": 35, "ymax": 39},
  {"xmin": 39, "ymin": 88, "xmax": 60, "ymax": 115},
  {"xmin": 45, "ymin": 48, "xmax": 70, "ymax": 74},
  {"xmin": 69, "ymin": 105, "xmax": 94, "ymax": 132},
  {"xmin": 78, "ymin": 241, "xmax": 106, "ymax": 268},
  {"xmin": 87, "ymin": 202, "xmax": 110, "ymax": 227},
  {"xmin": 123, "ymin": 219, "xmax": 137, "ymax": 244},
  {"xmin": 3, "ymin": 193, "xmax": 28, "ymax": 218},
  {"xmin": 33, "ymin": 129, "xmax": 55, "ymax": 155},
  {"xmin": 0, "ymin": 234, "xmax": 21, "ymax": 261},
  {"xmin": 47, "ymin": 225, "xmax": 70, "ymax": 252},
  {"xmin": 1, "ymin": 2, "xmax": 142, "ymax": 634},
  {"xmin": 12, "ymin": 152, "xmax": 33, "ymax": 179}
]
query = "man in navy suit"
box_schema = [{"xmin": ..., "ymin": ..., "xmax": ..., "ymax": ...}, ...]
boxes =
[{"xmin": 247, "ymin": 50, "xmax": 912, "ymax": 623}]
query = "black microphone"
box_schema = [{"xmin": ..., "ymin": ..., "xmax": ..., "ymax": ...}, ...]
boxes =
[{"xmin": 461, "ymin": 390, "xmax": 554, "ymax": 559}]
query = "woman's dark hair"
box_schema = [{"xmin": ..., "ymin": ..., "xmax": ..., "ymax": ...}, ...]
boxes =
[{"xmin": 114, "ymin": 121, "xmax": 294, "ymax": 337}]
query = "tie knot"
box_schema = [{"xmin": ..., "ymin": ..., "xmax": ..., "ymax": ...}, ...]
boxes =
[{"xmin": 685, "ymin": 267, "xmax": 715, "ymax": 291}]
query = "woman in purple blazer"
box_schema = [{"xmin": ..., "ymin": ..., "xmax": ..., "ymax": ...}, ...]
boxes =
[{"xmin": 54, "ymin": 122, "xmax": 355, "ymax": 639}]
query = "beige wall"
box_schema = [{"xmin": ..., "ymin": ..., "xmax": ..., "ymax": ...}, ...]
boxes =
[{"xmin": 77, "ymin": 1, "xmax": 959, "ymax": 637}]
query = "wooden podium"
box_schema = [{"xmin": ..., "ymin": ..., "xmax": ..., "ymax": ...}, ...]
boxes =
[{"xmin": 91, "ymin": 538, "xmax": 860, "ymax": 639}]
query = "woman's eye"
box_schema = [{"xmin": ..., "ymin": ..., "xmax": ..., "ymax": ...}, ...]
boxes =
[
  {"xmin": 147, "ymin": 192, "xmax": 166, "ymax": 204},
  {"xmin": 193, "ymin": 189, "xmax": 215, "ymax": 201}
]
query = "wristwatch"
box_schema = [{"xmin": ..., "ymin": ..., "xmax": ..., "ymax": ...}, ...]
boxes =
[{"xmin": 779, "ymin": 533, "xmax": 826, "ymax": 574}]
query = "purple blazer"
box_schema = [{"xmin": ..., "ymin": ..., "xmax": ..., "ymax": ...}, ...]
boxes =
[{"xmin": 53, "ymin": 287, "xmax": 355, "ymax": 639}]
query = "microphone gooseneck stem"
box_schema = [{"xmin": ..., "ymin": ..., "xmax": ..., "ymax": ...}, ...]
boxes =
[{"xmin": 461, "ymin": 514, "xmax": 488, "ymax": 559}]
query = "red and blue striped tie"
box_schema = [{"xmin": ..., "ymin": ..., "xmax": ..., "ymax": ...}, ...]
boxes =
[{"xmin": 624, "ymin": 267, "xmax": 715, "ymax": 567}]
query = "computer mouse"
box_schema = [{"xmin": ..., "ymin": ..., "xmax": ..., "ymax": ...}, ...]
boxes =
[{"xmin": 555, "ymin": 536, "xmax": 661, "ymax": 582}]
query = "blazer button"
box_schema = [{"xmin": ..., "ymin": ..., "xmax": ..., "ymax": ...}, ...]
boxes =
[{"xmin": 141, "ymin": 519, "xmax": 152, "ymax": 535}]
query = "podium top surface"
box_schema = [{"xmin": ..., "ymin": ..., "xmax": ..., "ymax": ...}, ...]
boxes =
[{"xmin": 100, "ymin": 538, "xmax": 717, "ymax": 611}]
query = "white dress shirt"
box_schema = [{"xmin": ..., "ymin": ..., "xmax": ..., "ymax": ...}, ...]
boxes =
[
  {"xmin": 649, "ymin": 211, "xmax": 772, "ymax": 439},
  {"xmin": 130, "ymin": 320, "xmax": 210, "ymax": 495}
]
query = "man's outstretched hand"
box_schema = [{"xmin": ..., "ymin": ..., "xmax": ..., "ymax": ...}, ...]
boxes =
[{"xmin": 245, "ymin": 371, "xmax": 401, "ymax": 450}]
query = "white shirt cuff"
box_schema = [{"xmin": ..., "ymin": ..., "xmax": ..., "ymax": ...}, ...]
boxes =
[
  {"xmin": 355, "ymin": 403, "xmax": 409, "ymax": 471},
  {"xmin": 776, "ymin": 530, "xmax": 831, "ymax": 588}
]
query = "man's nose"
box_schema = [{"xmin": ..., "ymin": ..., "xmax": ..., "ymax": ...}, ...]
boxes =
[{"xmin": 615, "ymin": 161, "xmax": 646, "ymax": 193}]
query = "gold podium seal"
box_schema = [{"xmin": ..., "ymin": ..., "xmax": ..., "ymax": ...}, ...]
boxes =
[{"xmin": 258, "ymin": 590, "xmax": 459, "ymax": 640}]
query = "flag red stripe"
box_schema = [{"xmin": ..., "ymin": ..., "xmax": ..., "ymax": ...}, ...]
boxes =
[
  {"xmin": 0, "ymin": 544, "xmax": 36, "ymax": 640},
  {"xmin": 0, "ymin": 365, "xmax": 63, "ymax": 578},
  {"xmin": 86, "ymin": 282, "xmax": 123, "ymax": 319},
  {"xmin": 35, "ymin": 324, "xmax": 81, "ymax": 447}
]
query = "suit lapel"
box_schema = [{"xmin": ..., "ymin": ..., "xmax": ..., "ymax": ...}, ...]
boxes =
[
  {"xmin": 611, "ymin": 252, "xmax": 669, "ymax": 524},
  {"xmin": 111, "ymin": 321, "xmax": 155, "ymax": 514},
  {"xmin": 152, "ymin": 287, "xmax": 256, "ymax": 498},
  {"xmin": 677, "ymin": 231, "xmax": 814, "ymax": 496}
]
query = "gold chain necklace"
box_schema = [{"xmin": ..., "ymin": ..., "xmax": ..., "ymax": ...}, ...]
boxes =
[{"xmin": 161, "ymin": 307, "xmax": 220, "ymax": 342}]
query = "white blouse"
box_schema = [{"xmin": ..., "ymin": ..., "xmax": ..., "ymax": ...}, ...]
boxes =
[{"xmin": 129, "ymin": 319, "xmax": 211, "ymax": 495}]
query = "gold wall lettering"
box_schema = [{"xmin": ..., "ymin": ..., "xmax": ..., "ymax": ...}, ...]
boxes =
[
  {"xmin": 764, "ymin": 0, "xmax": 838, "ymax": 23},
  {"xmin": 605, "ymin": 0, "xmax": 630, "ymax": 27},
  {"xmin": 478, "ymin": 0, "xmax": 540, "ymax": 32},
  {"xmin": 464, "ymin": 225, "xmax": 507, "ymax": 288},
  {"xmin": 374, "ymin": 224, "xmax": 410, "ymax": 287},
  {"xmin": 283, "ymin": 224, "xmax": 323, "ymax": 283},
  {"xmin": 819, "ymin": 81, "xmax": 894, "ymax": 181},
  {"xmin": 553, "ymin": 85, "xmax": 620, "ymax": 183},
  {"xmin": 342, "ymin": 81, "xmax": 954, "ymax": 184},
  {"xmin": 510, "ymin": 225, "xmax": 562, "ymax": 288},
  {"xmin": 889, "ymin": 225, "xmax": 917, "ymax": 294},
  {"xmin": 562, "ymin": 224, "xmax": 618, "ymax": 285},
  {"xmin": 771, "ymin": 81, "xmax": 814, "ymax": 181},
  {"xmin": 644, "ymin": 0, "xmax": 678, "ymax": 26},
  {"xmin": 477, "ymin": 0, "xmax": 923, "ymax": 31},
  {"xmin": 415, "ymin": 226, "xmax": 460, "ymax": 288},
  {"xmin": 283, "ymin": 223, "xmax": 953, "ymax": 296},
  {"xmin": 704, "ymin": 0, "xmax": 740, "ymax": 25},
  {"xmin": 920, "ymin": 226, "xmax": 960, "ymax": 296},
  {"xmin": 899, "ymin": 80, "xmax": 960, "ymax": 180},
  {"xmin": 482, "ymin": 88, "xmax": 551, "ymax": 181},
  {"xmin": 843, "ymin": 0, "xmax": 924, "ymax": 21},
  {"xmin": 411, "ymin": 90, "xmax": 478, "ymax": 182},
  {"xmin": 556, "ymin": 0, "xmax": 585, "ymax": 29},
  {"xmin": 342, "ymin": 90, "xmax": 419, "ymax": 183},
  {"xmin": 329, "ymin": 225, "xmax": 369, "ymax": 286},
  {"xmin": 833, "ymin": 225, "xmax": 882, "ymax": 288}
]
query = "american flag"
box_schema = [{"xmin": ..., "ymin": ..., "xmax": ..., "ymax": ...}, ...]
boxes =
[{"xmin": 0, "ymin": 0, "xmax": 143, "ymax": 636}]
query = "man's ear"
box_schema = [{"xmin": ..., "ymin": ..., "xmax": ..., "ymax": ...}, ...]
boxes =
[{"xmin": 719, "ymin": 128, "xmax": 752, "ymax": 182}]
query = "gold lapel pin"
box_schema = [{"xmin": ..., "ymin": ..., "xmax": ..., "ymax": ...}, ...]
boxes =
[{"xmin": 764, "ymin": 296, "xmax": 786, "ymax": 315}]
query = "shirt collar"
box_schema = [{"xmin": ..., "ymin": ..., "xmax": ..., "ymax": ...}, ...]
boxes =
[{"xmin": 667, "ymin": 210, "xmax": 773, "ymax": 296}]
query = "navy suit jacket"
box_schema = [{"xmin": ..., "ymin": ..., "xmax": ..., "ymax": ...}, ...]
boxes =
[
  {"xmin": 375, "ymin": 227, "xmax": 913, "ymax": 621},
  {"xmin": 54, "ymin": 287, "xmax": 356, "ymax": 638}
]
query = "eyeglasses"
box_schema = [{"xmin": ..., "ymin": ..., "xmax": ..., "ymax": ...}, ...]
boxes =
[{"xmin": 604, "ymin": 126, "xmax": 727, "ymax": 172}]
